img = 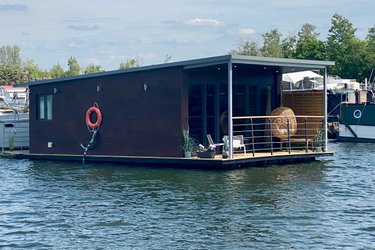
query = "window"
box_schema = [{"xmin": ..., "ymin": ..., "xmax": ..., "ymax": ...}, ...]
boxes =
[{"xmin": 37, "ymin": 94, "xmax": 53, "ymax": 120}]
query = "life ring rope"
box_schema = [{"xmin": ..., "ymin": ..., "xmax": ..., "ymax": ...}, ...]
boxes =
[{"xmin": 85, "ymin": 102, "xmax": 102, "ymax": 131}]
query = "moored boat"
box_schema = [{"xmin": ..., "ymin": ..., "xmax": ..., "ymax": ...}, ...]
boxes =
[{"xmin": 338, "ymin": 102, "xmax": 375, "ymax": 142}]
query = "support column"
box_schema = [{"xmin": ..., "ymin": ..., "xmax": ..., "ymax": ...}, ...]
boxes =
[
  {"xmin": 202, "ymin": 84, "xmax": 207, "ymax": 144},
  {"xmin": 324, "ymin": 66, "xmax": 328, "ymax": 151},
  {"xmin": 228, "ymin": 60, "xmax": 233, "ymax": 158},
  {"xmin": 214, "ymin": 84, "xmax": 220, "ymax": 143}
]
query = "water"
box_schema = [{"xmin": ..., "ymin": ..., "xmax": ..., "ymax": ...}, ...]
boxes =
[{"xmin": 0, "ymin": 143, "xmax": 374, "ymax": 249}]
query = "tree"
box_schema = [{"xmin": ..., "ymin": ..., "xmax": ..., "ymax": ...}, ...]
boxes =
[
  {"xmin": 0, "ymin": 45, "xmax": 21, "ymax": 66},
  {"xmin": 64, "ymin": 56, "xmax": 81, "ymax": 77},
  {"xmin": 230, "ymin": 39, "xmax": 261, "ymax": 56},
  {"xmin": 365, "ymin": 26, "xmax": 375, "ymax": 78},
  {"xmin": 0, "ymin": 45, "xmax": 23, "ymax": 84},
  {"xmin": 327, "ymin": 13, "xmax": 357, "ymax": 45},
  {"xmin": 119, "ymin": 58, "xmax": 139, "ymax": 69},
  {"xmin": 23, "ymin": 59, "xmax": 48, "ymax": 82},
  {"xmin": 164, "ymin": 54, "xmax": 172, "ymax": 63},
  {"xmin": 83, "ymin": 64, "xmax": 104, "ymax": 74},
  {"xmin": 326, "ymin": 13, "xmax": 361, "ymax": 78},
  {"xmin": 367, "ymin": 26, "xmax": 375, "ymax": 49},
  {"xmin": 281, "ymin": 34, "xmax": 297, "ymax": 58},
  {"xmin": 294, "ymin": 24, "xmax": 326, "ymax": 60},
  {"xmin": 343, "ymin": 39, "xmax": 370, "ymax": 81},
  {"xmin": 298, "ymin": 23, "xmax": 319, "ymax": 41},
  {"xmin": 261, "ymin": 29, "xmax": 283, "ymax": 57},
  {"xmin": 50, "ymin": 64, "xmax": 65, "ymax": 79},
  {"xmin": 0, "ymin": 64, "xmax": 24, "ymax": 85}
]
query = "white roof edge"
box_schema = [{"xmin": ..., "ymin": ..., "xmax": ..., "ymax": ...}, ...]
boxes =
[{"xmin": 231, "ymin": 54, "xmax": 335, "ymax": 68}]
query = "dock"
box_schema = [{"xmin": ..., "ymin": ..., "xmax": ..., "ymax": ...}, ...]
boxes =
[{"xmin": 1, "ymin": 150, "xmax": 333, "ymax": 169}]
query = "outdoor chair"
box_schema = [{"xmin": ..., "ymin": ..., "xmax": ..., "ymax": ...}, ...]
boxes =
[
  {"xmin": 206, "ymin": 134, "xmax": 224, "ymax": 147},
  {"xmin": 223, "ymin": 135, "xmax": 246, "ymax": 154}
]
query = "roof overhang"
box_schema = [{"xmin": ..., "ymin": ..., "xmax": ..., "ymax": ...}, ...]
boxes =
[
  {"xmin": 231, "ymin": 54, "xmax": 334, "ymax": 69},
  {"xmin": 17, "ymin": 54, "xmax": 334, "ymax": 87}
]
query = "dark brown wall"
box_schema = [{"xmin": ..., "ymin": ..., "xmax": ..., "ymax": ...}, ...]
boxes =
[{"xmin": 30, "ymin": 67, "xmax": 187, "ymax": 157}]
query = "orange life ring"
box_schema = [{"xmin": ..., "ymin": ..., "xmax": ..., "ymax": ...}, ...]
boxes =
[{"xmin": 86, "ymin": 106, "xmax": 102, "ymax": 129}]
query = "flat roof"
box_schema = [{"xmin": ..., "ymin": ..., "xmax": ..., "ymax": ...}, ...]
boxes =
[{"xmin": 19, "ymin": 54, "xmax": 335, "ymax": 87}]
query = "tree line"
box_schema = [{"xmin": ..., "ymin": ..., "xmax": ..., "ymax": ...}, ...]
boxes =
[
  {"xmin": 0, "ymin": 46, "xmax": 141, "ymax": 85},
  {"xmin": 0, "ymin": 13, "xmax": 374, "ymax": 85},
  {"xmin": 231, "ymin": 13, "xmax": 375, "ymax": 82}
]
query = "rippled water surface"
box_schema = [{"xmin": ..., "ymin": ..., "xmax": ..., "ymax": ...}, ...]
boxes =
[{"xmin": 1, "ymin": 142, "xmax": 375, "ymax": 249}]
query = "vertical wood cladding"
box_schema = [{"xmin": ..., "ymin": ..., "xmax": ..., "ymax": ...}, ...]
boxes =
[
  {"xmin": 282, "ymin": 90, "xmax": 324, "ymax": 116},
  {"xmin": 30, "ymin": 67, "xmax": 186, "ymax": 157}
]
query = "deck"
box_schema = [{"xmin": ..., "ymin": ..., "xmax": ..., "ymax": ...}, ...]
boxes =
[{"xmin": 1, "ymin": 150, "xmax": 333, "ymax": 169}]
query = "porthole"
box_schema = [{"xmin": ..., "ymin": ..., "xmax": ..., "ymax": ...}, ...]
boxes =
[{"xmin": 353, "ymin": 109, "xmax": 362, "ymax": 119}]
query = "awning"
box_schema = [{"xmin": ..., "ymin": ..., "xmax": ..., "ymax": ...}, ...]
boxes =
[{"xmin": 282, "ymin": 70, "xmax": 322, "ymax": 84}]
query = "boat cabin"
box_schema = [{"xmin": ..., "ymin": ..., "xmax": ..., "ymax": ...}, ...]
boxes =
[{"xmin": 25, "ymin": 55, "xmax": 334, "ymax": 168}]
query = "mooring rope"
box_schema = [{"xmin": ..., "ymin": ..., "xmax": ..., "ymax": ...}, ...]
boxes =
[{"xmin": 80, "ymin": 129, "xmax": 99, "ymax": 164}]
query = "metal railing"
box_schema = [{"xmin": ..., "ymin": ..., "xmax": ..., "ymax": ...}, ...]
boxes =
[{"xmin": 231, "ymin": 115, "xmax": 325, "ymax": 156}]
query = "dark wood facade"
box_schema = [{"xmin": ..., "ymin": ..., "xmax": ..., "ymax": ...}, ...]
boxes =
[{"xmin": 30, "ymin": 66, "xmax": 187, "ymax": 157}]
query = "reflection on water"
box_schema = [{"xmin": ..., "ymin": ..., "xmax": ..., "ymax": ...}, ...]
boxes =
[{"xmin": 1, "ymin": 143, "xmax": 374, "ymax": 249}]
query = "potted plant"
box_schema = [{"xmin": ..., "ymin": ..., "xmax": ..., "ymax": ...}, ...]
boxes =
[
  {"xmin": 314, "ymin": 128, "xmax": 323, "ymax": 152},
  {"xmin": 182, "ymin": 129, "xmax": 196, "ymax": 158},
  {"xmin": 222, "ymin": 137, "xmax": 229, "ymax": 158},
  {"xmin": 196, "ymin": 144, "xmax": 216, "ymax": 158}
]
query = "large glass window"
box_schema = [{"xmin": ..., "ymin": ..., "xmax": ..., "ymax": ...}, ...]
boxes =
[{"xmin": 37, "ymin": 94, "xmax": 53, "ymax": 120}]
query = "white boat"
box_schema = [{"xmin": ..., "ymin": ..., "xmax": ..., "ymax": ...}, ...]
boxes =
[
  {"xmin": 0, "ymin": 86, "xmax": 29, "ymax": 150},
  {"xmin": 0, "ymin": 113, "xmax": 29, "ymax": 150}
]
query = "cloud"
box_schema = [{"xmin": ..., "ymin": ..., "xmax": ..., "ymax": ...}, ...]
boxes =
[
  {"xmin": 67, "ymin": 25, "xmax": 100, "ymax": 31},
  {"xmin": 187, "ymin": 18, "xmax": 222, "ymax": 26},
  {"xmin": 238, "ymin": 28, "xmax": 255, "ymax": 36},
  {"xmin": 0, "ymin": 4, "xmax": 28, "ymax": 11}
]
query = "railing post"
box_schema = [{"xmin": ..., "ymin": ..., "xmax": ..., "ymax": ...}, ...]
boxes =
[
  {"xmin": 268, "ymin": 118, "xmax": 273, "ymax": 155},
  {"xmin": 1, "ymin": 122, "xmax": 3, "ymax": 153},
  {"xmin": 304, "ymin": 117, "xmax": 308, "ymax": 153},
  {"xmin": 321, "ymin": 118, "xmax": 325, "ymax": 151},
  {"xmin": 287, "ymin": 119, "xmax": 291, "ymax": 154},
  {"xmin": 250, "ymin": 118, "xmax": 255, "ymax": 157}
]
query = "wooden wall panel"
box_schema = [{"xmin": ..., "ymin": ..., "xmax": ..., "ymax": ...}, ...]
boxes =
[
  {"xmin": 29, "ymin": 67, "xmax": 186, "ymax": 157},
  {"xmin": 281, "ymin": 90, "xmax": 324, "ymax": 138},
  {"xmin": 282, "ymin": 90, "xmax": 324, "ymax": 116}
]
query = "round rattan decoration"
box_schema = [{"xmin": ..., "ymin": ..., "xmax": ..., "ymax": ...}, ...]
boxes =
[{"xmin": 269, "ymin": 107, "xmax": 297, "ymax": 140}]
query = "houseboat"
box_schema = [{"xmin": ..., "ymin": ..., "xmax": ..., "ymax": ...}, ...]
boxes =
[
  {"xmin": 338, "ymin": 91, "xmax": 375, "ymax": 142},
  {"xmin": 15, "ymin": 55, "xmax": 334, "ymax": 168}
]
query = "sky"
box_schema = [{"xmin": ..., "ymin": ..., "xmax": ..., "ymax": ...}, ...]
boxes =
[{"xmin": 0, "ymin": 0, "xmax": 373, "ymax": 71}]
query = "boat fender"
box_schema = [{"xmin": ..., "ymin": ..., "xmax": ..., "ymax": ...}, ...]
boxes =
[
  {"xmin": 86, "ymin": 106, "xmax": 102, "ymax": 129},
  {"xmin": 353, "ymin": 109, "xmax": 362, "ymax": 119}
]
